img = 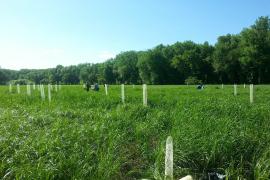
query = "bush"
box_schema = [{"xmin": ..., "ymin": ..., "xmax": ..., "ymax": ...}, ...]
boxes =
[{"xmin": 185, "ymin": 76, "xmax": 202, "ymax": 85}]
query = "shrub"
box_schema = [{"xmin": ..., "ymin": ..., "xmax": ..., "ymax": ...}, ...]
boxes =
[{"xmin": 184, "ymin": 76, "xmax": 202, "ymax": 85}]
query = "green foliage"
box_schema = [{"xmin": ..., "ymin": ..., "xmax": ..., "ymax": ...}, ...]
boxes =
[
  {"xmin": 184, "ymin": 76, "xmax": 202, "ymax": 85},
  {"xmin": 240, "ymin": 16, "xmax": 270, "ymax": 83},
  {"xmin": 0, "ymin": 85, "xmax": 270, "ymax": 179},
  {"xmin": 61, "ymin": 65, "xmax": 80, "ymax": 84},
  {"xmin": 213, "ymin": 34, "xmax": 241, "ymax": 83},
  {"xmin": 103, "ymin": 60, "xmax": 115, "ymax": 84},
  {"xmin": 79, "ymin": 64, "xmax": 98, "ymax": 84},
  {"xmin": 137, "ymin": 47, "xmax": 170, "ymax": 84},
  {"xmin": 1, "ymin": 16, "xmax": 270, "ymax": 85},
  {"xmin": 114, "ymin": 51, "xmax": 139, "ymax": 84}
]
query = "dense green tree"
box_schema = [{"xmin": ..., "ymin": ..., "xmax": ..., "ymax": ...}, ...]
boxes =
[
  {"xmin": 0, "ymin": 70, "xmax": 8, "ymax": 84},
  {"xmin": 240, "ymin": 16, "xmax": 270, "ymax": 83},
  {"xmin": 213, "ymin": 34, "xmax": 242, "ymax": 83},
  {"xmin": 62, "ymin": 66, "xmax": 80, "ymax": 84},
  {"xmin": 199, "ymin": 42, "xmax": 216, "ymax": 83},
  {"xmin": 79, "ymin": 64, "xmax": 99, "ymax": 84},
  {"xmin": 49, "ymin": 65, "xmax": 64, "ymax": 84},
  {"xmin": 103, "ymin": 60, "xmax": 115, "ymax": 84},
  {"xmin": 171, "ymin": 41, "xmax": 215, "ymax": 83},
  {"xmin": 114, "ymin": 51, "xmax": 139, "ymax": 84},
  {"xmin": 137, "ymin": 45, "xmax": 170, "ymax": 84},
  {"xmin": 0, "ymin": 16, "xmax": 269, "ymax": 85}
]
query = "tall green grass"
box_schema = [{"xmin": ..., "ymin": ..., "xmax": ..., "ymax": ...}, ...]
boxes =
[{"xmin": 0, "ymin": 85, "xmax": 269, "ymax": 179}]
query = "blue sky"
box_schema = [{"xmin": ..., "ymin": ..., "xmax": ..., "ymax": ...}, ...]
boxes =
[{"xmin": 0, "ymin": 0, "xmax": 269, "ymax": 70}]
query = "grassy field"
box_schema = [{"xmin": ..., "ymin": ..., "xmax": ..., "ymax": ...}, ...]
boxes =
[{"xmin": 0, "ymin": 85, "xmax": 270, "ymax": 179}]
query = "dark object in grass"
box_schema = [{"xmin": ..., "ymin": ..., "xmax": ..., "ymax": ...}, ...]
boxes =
[
  {"xmin": 197, "ymin": 84, "xmax": 204, "ymax": 90},
  {"xmin": 85, "ymin": 82, "xmax": 99, "ymax": 91},
  {"xmin": 85, "ymin": 82, "xmax": 90, "ymax": 91},
  {"xmin": 207, "ymin": 172, "xmax": 226, "ymax": 180},
  {"xmin": 91, "ymin": 83, "xmax": 99, "ymax": 91}
]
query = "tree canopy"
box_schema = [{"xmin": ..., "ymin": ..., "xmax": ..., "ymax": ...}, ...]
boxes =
[{"xmin": 1, "ymin": 16, "xmax": 270, "ymax": 85}]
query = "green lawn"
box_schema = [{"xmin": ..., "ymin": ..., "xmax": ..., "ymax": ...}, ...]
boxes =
[{"xmin": 0, "ymin": 85, "xmax": 270, "ymax": 179}]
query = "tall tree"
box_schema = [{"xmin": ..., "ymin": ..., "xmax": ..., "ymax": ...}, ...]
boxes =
[
  {"xmin": 79, "ymin": 64, "xmax": 99, "ymax": 84},
  {"xmin": 114, "ymin": 51, "xmax": 139, "ymax": 84},
  {"xmin": 0, "ymin": 16, "xmax": 269, "ymax": 85},
  {"xmin": 62, "ymin": 66, "xmax": 80, "ymax": 84},
  {"xmin": 137, "ymin": 45, "xmax": 169, "ymax": 84},
  {"xmin": 213, "ymin": 34, "xmax": 241, "ymax": 83},
  {"xmin": 103, "ymin": 60, "xmax": 116, "ymax": 84},
  {"xmin": 240, "ymin": 16, "xmax": 270, "ymax": 83}
]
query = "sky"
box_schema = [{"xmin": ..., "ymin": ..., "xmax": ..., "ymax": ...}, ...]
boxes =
[{"xmin": 0, "ymin": 0, "xmax": 269, "ymax": 70}]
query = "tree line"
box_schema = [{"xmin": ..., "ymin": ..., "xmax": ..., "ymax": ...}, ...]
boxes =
[{"xmin": 1, "ymin": 16, "xmax": 270, "ymax": 85}]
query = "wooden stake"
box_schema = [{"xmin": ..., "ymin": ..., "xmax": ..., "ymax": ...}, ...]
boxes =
[
  {"xmin": 234, "ymin": 84, "xmax": 237, "ymax": 96},
  {"xmin": 105, "ymin": 84, "xmax": 108, "ymax": 95},
  {"xmin": 121, "ymin": 84, "xmax": 125, "ymax": 103},
  {"xmin": 179, "ymin": 175, "xmax": 193, "ymax": 180},
  {"xmin": 9, "ymin": 84, "xmax": 12, "ymax": 93},
  {"xmin": 165, "ymin": 136, "xmax": 173, "ymax": 180},
  {"xmin": 143, "ymin": 84, "xmax": 147, "ymax": 106},
  {"xmin": 27, "ymin": 84, "xmax": 31, "ymax": 96},
  {"xmin": 17, "ymin": 84, "xmax": 20, "ymax": 94},
  {"xmin": 48, "ymin": 84, "xmax": 51, "ymax": 102},
  {"xmin": 40, "ymin": 84, "xmax": 45, "ymax": 100},
  {"xmin": 250, "ymin": 84, "xmax": 254, "ymax": 103}
]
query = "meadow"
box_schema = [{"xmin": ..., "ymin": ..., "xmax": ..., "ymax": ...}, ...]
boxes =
[{"xmin": 0, "ymin": 85, "xmax": 270, "ymax": 179}]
